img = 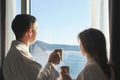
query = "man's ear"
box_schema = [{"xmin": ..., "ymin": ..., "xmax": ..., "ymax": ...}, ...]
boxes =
[{"xmin": 26, "ymin": 28, "xmax": 33, "ymax": 37}]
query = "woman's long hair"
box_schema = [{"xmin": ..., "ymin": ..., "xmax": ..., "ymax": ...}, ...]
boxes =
[{"xmin": 77, "ymin": 28, "xmax": 111, "ymax": 79}]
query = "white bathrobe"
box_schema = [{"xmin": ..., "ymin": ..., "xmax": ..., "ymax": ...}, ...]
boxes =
[
  {"xmin": 39, "ymin": 63, "xmax": 59, "ymax": 80},
  {"xmin": 77, "ymin": 59, "xmax": 115, "ymax": 80},
  {"xmin": 3, "ymin": 40, "xmax": 43, "ymax": 80}
]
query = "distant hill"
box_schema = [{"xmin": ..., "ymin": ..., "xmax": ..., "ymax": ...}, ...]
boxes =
[{"xmin": 30, "ymin": 40, "xmax": 80, "ymax": 52}]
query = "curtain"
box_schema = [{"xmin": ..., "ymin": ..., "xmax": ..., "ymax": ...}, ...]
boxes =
[
  {"xmin": 109, "ymin": 0, "xmax": 120, "ymax": 80},
  {"xmin": 0, "ymin": 0, "xmax": 6, "ymax": 80}
]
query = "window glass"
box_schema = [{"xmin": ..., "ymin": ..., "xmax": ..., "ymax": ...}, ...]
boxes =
[
  {"xmin": 16, "ymin": 0, "xmax": 21, "ymax": 14},
  {"xmin": 31, "ymin": 0, "xmax": 91, "ymax": 79}
]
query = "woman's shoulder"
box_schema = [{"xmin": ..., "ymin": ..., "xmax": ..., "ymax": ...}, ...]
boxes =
[
  {"xmin": 78, "ymin": 60, "xmax": 115, "ymax": 80},
  {"xmin": 84, "ymin": 59, "xmax": 100, "ymax": 70},
  {"xmin": 77, "ymin": 60, "xmax": 108, "ymax": 80},
  {"xmin": 83, "ymin": 61, "xmax": 101, "ymax": 74}
]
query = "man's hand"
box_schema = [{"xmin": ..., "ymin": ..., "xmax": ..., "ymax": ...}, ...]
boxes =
[{"xmin": 60, "ymin": 72, "xmax": 72, "ymax": 80}]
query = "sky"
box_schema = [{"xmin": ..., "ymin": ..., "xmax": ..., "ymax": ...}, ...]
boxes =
[{"xmin": 30, "ymin": 0, "xmax": 91, "ymax": 45}]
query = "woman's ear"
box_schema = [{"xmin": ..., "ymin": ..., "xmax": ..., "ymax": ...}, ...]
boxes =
[{"xmin": 80, "ymin": 43, "xmax": 86, "ymax": 56}]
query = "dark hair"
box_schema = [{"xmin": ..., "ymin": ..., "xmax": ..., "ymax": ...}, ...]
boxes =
[
  {"xmin": 77, "ymin": 28, "xmax": 111, "ymax": 79},
  {"xmin": 12, "ymin": 14, "xmax": 36, "ymax": 40}
]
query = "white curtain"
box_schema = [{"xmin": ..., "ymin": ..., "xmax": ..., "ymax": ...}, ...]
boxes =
[
  {"xmin": 5, "ymin": 0, "xmax": 16, "ymax": 56},
  {"xmin": 91, "ymin": 0, "xmax": 110, "ymax": 59}
]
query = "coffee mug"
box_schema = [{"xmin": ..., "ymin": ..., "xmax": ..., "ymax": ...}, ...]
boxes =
[{"xmin": 60, "ymin": 66, "xmax": 70, "ymax": 74}]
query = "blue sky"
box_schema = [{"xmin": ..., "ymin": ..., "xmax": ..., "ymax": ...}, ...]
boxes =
[{"xmin": 31, "ymin": 0, "xmax": 91, "ymax": 45}]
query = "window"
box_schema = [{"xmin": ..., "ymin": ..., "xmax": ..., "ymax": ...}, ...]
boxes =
[
  {"xmin": 31, "ymin": 0, "xmax": 91, "ymax": 79},
  {"xmin": 16, "ymin": 0, "xmax": 21, "ymax": 14},
  {"xmin": 5, "ymin": 0, "xmax": 109, "ymax": 79}
]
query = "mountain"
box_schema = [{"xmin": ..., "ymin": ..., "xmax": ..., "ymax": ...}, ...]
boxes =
[{"xmin": 30, "ymin": 40, "xmax": 80, "ymax": 52}]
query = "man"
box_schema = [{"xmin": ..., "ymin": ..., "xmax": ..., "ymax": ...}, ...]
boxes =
[{"xmin": 3, "ymin": 14, "xmax": 42, "ymax": 80}]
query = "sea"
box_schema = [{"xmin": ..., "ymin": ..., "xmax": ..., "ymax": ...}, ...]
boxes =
[{"xmin": 31, "ymin": 51, "xmax": 86, "ymax": 79}]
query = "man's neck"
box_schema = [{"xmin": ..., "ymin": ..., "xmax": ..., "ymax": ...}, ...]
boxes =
[
  {"xmin": 18, "ymin": 38, "xmax": 30, "ymax": 50},
  {"xmin": 50, "ymin": 63, "xmax": 56, "ymax": 67}
]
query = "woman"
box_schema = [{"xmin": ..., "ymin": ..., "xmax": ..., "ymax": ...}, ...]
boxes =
[{"xmin": 77, "ymin": 28, "xmax": 115, "ymax": 80}]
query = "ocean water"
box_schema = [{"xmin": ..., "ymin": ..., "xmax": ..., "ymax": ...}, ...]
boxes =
[{"xmin": 32, "ymin": 51, "xmax": 86, "ymax": 79}]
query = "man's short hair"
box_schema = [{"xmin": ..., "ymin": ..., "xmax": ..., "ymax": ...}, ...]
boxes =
[{"xmin": 12, "ymin": 14, "xmax": 36, "ymax": 40}]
